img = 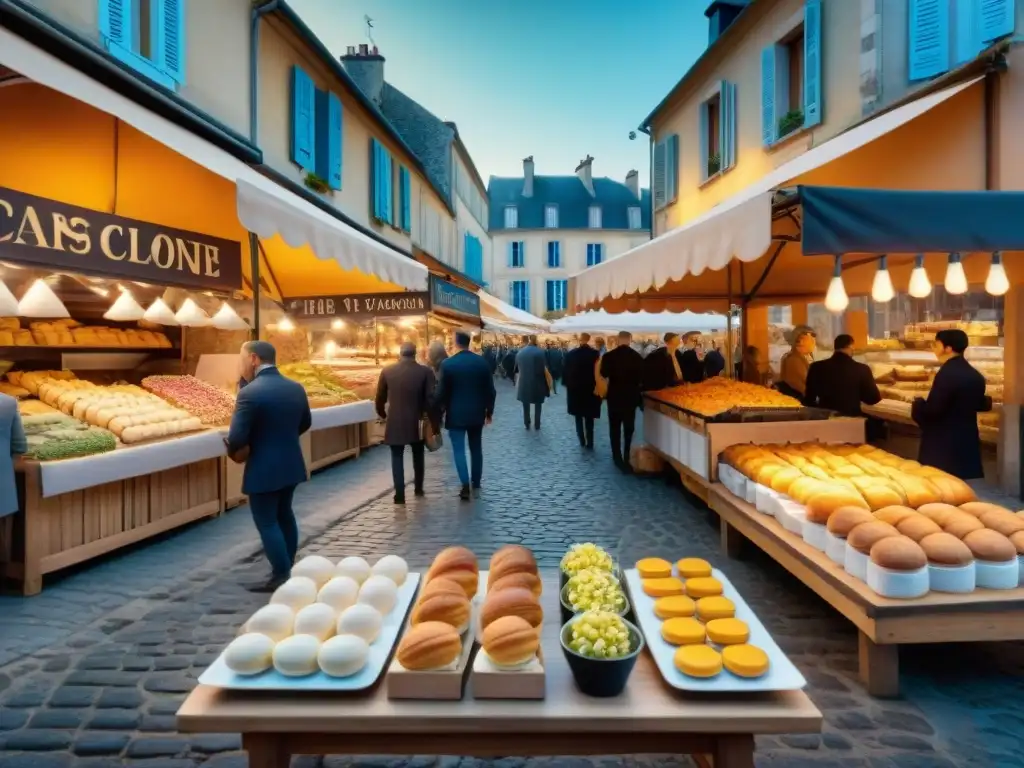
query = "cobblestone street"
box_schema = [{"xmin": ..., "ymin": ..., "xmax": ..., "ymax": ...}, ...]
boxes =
[{"xmin": 1, "ymin": 382, "xmax": 1023, "ymax": 768}]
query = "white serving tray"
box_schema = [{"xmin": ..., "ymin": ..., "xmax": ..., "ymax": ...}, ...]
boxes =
[
  {"xmin": 198, "ymin": 573, "xmax": 420, "ymax": 690},
  {"xmin": 622, "ymin": 568, "xmax": 806, "ymax": 693}
]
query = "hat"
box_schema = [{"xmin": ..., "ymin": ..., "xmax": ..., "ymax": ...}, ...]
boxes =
[{"xmin": 788, "ymin": 325, "xmax": 816, "ymax": 345}]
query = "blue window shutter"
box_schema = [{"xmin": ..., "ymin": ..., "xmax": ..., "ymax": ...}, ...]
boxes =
[
  {"xmin": 980, "ymin": 0, "xmax": 1015, "ymax": 41},
  {"xmin": 153, "ymin": 0, "xmax": 186, "ymax": 84},
  {"xmin": 290, "ymin": 67, "xmax": 316, "ymax": 171},
  {"xmin": 652, "ymin": 141, "xmax": 667, "ymax": 209},
  {"xmin": 546, "ymin": 281, "xmax": 554, "ymax": 312},
  {"xmin": 761, "ymin": 45, "xmax": 776, "ymax": 145},
  {"xmin": 525, "ymin": 281, "xmax": 530, "ymax": 312},
  {"xmin": 99, "ymin": 0, "xmax": 132, "ymax": 48},
  {"xmin": 327, "ymin": 92, "xmax": 343, "ymax": 190},
  {"xmin": 955, "ymin": 0, "xmax": 982, "ymax": 65},
  {"xmin": 724, "ymin": 82, "xmax": 737, "ymax": 169},
  {"xmin": 699, "ymin": 101, "xmax": 709, "ymax": 180},
  {"xmin": 667, "ymin": 134, "xmax": 679, "ymax": 202},
  {"xmin": 370, "ymin": 139, "xmax": 381, "ymax": 220},
  {"xmin": 383, "ymin": 152, "xmax": 394, "ymax": 224},
  {"xmin": 909, "ymin": 0, "xmax": 950, "ymax": 81},
  {"xmin": 803, "ymin": 0, "xmax": 823, "ymax": 128},
  {"xmin": 507, "ymin": 241, "xmax": 514, "ymax": 268},
  {"xmin": 401, "ymin": 167, "xmax": 412, "ymax": 232}
]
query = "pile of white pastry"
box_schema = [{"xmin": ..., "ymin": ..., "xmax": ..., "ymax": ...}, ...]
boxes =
[{"xmin": 223, "ymin": 554, "xmax": 408, "ymax": 679}]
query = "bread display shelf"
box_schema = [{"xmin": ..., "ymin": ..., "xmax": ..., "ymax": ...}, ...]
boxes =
[
  {"xmin": 707, "ymin": 484, "xmax": 1024, "ymax": 697},
  {"xmin": 862, "ymin": 401, "xmax": 999, "ymax": 446},
  {"xmin": 645, "ymin": 394, "xmax": 831, "ymax": 426}
]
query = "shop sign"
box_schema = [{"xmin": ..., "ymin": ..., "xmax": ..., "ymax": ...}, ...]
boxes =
[
  {"xmin": 286, "ymin": 291, "xmax": 429, "ymax": 318},
  {"xmin": 0, "ymin": 187, "xmax": 242, "ymax": 291},
  {"xmin": 430, "ymin": 275, "xmax": 480, "ymax": 318}
]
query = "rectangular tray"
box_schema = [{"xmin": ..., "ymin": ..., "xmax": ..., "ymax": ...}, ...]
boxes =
[
  {"xmin": 471, "ymin": 647, "xmax": 545, "ymax": 700},
  {"xmin": 622, "ymin": 568, "xmax": 806, "ymax": 693},
  {"xmin": 197, "ymin": 573, "xmax": 420, "ymax": 691}
]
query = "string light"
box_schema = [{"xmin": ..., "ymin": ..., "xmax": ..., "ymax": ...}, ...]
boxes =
[
  {"xmin": 870, "ymin": 255, "xmax": 895, "ymax": 303},
  {"xmin": 985, "ymin": 251, "xmax": 1009, "ymax": 296},
  {"xmin": 944, "ymin": 252, "xmax": 968, "ymax": 295},
  {"xmin": 276, "ymin": 316, "xmax": 296, "ymax": 332},
  {"xmin": 908, "ymin": 253, "xmax": 932, "ymax": 298},
  {"xmin": 823, "ymin": 256, "xmax": 849, "ymax": 313}
]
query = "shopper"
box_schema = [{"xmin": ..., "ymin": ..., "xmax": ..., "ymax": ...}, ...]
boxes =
[
  {"xmin": 644, "ymin": 332, "xmax": 683, "ymax": 391},
  {"xmin": 704, "ymin": 345, "xmax": 726, "ymax": 378},
  {"xmin": 227, "ymin": 341, "xmax": 312, "ymax": 592},
  {"xmin": 563, "ymin": 332, "xmax": 602, "ymax": 449},
  {"xmin": 433, "ymin": 331, "xmax": 497, "ymax": 500},
  {"xmin": 545, "ymin": 342, "xmax": 564, "ymax": 394},
  {"xmin": 778, "ymin": 325, "xmax": 816, "ymax": 398},
  {"xmin": 911, "ymin": 329, "xmax": 991, "ymax": 479},
  {"xmin": 427, "ymin": 340, "xmax": 448, "ymax": 373},
  {"xmin": 515, "ymin": 335, "xmax": 551, "ymax": 430},
  {"xmin": 600, "ymin": 331, "xmax": 645, "ymax": 473},
  {"xmin": 375, "ymin": 342, "xmax": 435, "ymax": 505},
  {"xmin": 501, "ymin": 346, "xmax": 517, "ymax": 383},
  {"xmin": 679, "ymin": 332, "xmax": 706, "ymax": 383},
  {"xmin": 741, "ymin": 345, "xmax": 767, "ymax": 385}
]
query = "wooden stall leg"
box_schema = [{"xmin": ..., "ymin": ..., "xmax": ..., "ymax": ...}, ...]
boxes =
[
  {"xmin": 858, "ymin": 631, "xmax": 900, "ymax": 698},
  {"xmin": 243, "ymin": 733, "xmax": 291, "ymax": 768},
  {"xmin": 21, "ymin": 471, "xmax": 43, "ymax": 596},
  {"xmin": 720, "ymin": 518, "xmax": 745, "ymax": 559},
  {"xmin": 711, "ymin": 733, "xmax": 755, "ymax": 768}
]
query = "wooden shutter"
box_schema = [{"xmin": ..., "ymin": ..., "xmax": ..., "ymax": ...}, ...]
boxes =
[
  {"xmin": 980, "ymin": 0, "xmax": 1015, "ymax": 41},
  {"xmin": 507, "ymin": 241, "xmax": 514, "ymax": 268},
  {"xmin": 652, "ymin": 140, "xmax": 667, "ymax": 209},
  {"xmin": 400, "ymin": 166, "xmax": 411, "ymax": 232},
  {"xmin": 154, "ymin": 0, "xmax": 186, "ymax": 84},
  {"xmin": 803, "ymin": 0, "xmax": 823, "ymax": 128},
  {"xmin": 327, "ymin": 92, "xmax": 343, "ymax": 190},
  {"xmin": 290, "ymin": 67, "xmax": 316, "ymax": 171},
  {"xmin": 546, "ymin": 281, "xmax": 555, "ymax": 312},
  {"xmin": 666, "ymin": 134, "xmax": 679, "ymax": 203},
  {"xmin": 99, "ymin": 0, "xmax": 131, "ymax": 48},
  {"xmin": 955, "ymin": 0, "xmax": 981, "ymax": 65},
  {"xmin": 760, "ymin": 46, "xmax": 776, "ymax": 145},
  {"xmin": 382, "ymin": 151, "xmax": 394, "ymax": 225},
  {"xmin": 909, "ymin": 0, "xmax": 950, "ymax": 81},
  {"xmin": 721, "ymin": 81, "xmax": 737, "ymax": 170},
  {"xmin": 699, "ymin": 101, "xmax": 709, "ymax": 180}
]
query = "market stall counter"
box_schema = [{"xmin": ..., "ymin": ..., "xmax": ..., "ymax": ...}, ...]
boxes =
[{"xmin": 178, "ymin": 570, "xmax": 821, "ymax": 768}]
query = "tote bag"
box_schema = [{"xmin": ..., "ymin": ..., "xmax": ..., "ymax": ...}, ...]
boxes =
[{"xmin": 594, "ymin": 359, "xmax": 608, "ymax": 398}]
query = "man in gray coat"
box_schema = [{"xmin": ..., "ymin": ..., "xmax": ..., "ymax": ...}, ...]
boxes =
[
  {"xmin": 0, "ymin": 393, "xmax": 27, "ymax": 516},
  {"xmin": 376, "ymin": 342, "xmax": 436, "ymax": 504},
  {"xmin": 515, "ymin": 335, "xmax": 551, "ymax": 430}
]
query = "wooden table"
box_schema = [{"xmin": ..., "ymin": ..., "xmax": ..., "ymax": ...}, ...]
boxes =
[
  {"xmin": 177, "ymin": 573, "xmax": 821, "ymax": 768},
  {"xmin": 709, "ymin": 483, "xmax": 1024, "ymax": 697}
]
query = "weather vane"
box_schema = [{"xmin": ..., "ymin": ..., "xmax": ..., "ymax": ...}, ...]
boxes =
[{"xmin": 364, "ymin": 15, "xmax": 375, "ymax": 46}]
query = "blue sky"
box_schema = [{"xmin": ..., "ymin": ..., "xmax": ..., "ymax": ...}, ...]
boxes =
[{"xmin": 290, "ymin": 0, "xmax": 709, "ymax": 189}]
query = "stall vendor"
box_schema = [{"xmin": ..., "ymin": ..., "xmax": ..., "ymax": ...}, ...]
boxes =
[
  {"xmin": 777, "ymin": 325, "xmax": 816, "ymax": 399},
  {"xmin": 804, "ymin": 334, "xmax": 883, "ymax": 438}
]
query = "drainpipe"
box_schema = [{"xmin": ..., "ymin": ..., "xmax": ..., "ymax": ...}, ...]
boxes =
[{"xmin": 639, "ymin": 125, "xmax": 653, "ymax": 240}]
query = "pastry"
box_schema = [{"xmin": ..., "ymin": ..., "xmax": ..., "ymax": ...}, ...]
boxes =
[
  {"xmin": 487, "ymin": 571, "xmax": 542, "ymax": 597},
  {"xmin": 224, "ymin": 633, "xmax": 276, "ymax": 675},
  {"xmin": 827, "ymin": 507, "xmax": 875, "ymax": 536},
  {"xmin": 919, "ymin": 532, "xmax": 974, "ymax": 566},
  {"xmin": 246, "ymin": 604, "xmax": 295, "ymax": 642},
  {"xmin": 412, "ymin": 591, "xmax": 471, "ymax": 634},
  {"xmin": 488, "ymin": 545, "xmax": 537, "ymax": 583},
  {"xmin": 1010, "ymin": 530, "xmax": 1024, "ymax": 555},
  {"xmin": 317, "ymin": 577, "xmax": 360, "ymax": 612},
  {"xmin": 806, "ymin": 490, "xmax": 871, "ymax": 522},
  {"xmin": 636, "ymin": 557, "xmax": 673, "ymax": 579},
  {"xmin": 768, "ymin": 467, "xmax": 804, "ymax": 495},
  {"xmin": 846, "ymin": 521, "xmax": 900, "ymax": 554},
  {"xmin": 677, "ymin": 558, "xmax": 712, "ymax": 579},
  {"xmin": 869, "ymin": 536, "xmax": 927, "ymax": 570},
  {"xmin": 371, "ymin": 555, "xmax": 409, "ymax": 586},
  {"xmin": 653, "ymin": 595, "xmax": 696, "ymax": 619},
  {"xmin": 293, "ymin": 603, "xmax": 337, "ymax": 641},
  {"xmin": 481, "ymin": 615, "xmax": 539, "ymax": 669},
  {"xmin": 674, "ymin": 644, "xmax": 722, "ymax": 678},
  {"xmin": 480, "ymin": 587, "xmax": 542, "ymax": 629},
  {"xmin": 979, "ymin": 510, "xmax": 1024, "ymax": 537},
  {"xmin": 873, "ymin": 505, "xmax": 918, "ymax": 526},
  {"xmin": 661, "ymin": 616, "xmax": 706, "ymax": 645},
  {"xmin": 941, "ymin": 512, "xmax": 985, "ymax": 539},
  {"xmin": 895, "ymin": 515, "xmax": 942, "ymax": 542},
  {"xmin": 336, "ymin": 603, "xmax": 383, "ymax": 644},
  {"xmin": 685, "ymin": 576, "xmax": 723, "ymax": 598},
  {"xmin": 705, "ymin": 617, "xmax": 750, "ymax": 646},
  {"xmin": 292, "ymin": 555, "xmax": 337, "ymax": 588},
  {"xmin": 426, "ymin": 546, "xmax": 479, "ymax": 598},
  {"xmin": 722, "ymin": 644, "xmax": 770, "ymax": 678},
  {"xmin": 358, "ymin": 575, "xmax": 399, "ymax": 615},
  {"xmin": 696, "ymin": 595, "xmax": 736, "ymax": 621},
  {"xmin": 318, "ymin": 634, "xmax": 370, "ymax": 677},
  {"xmin": 917, "ymin": 503, "xmax": 962, "ymax": 526},
  {"xmin": 960, "ymin": 502, "xmax": 1012, "ymax": 518},
  {"xmin": 420, "ymin": 577, "xmax": 468, "ymax": 600},
  {"xmin": 396, "ymin": 621, "xmax": 462, "ymax": 670},
  {"xmin": 270, "ymin": 577, "xmax": 319, "ymax": 611},
  {"xmin": 272, "ymin": 634, "xmax": 321, "ymax": 677},
  {"xmin": 928, "ymin": 475, "xmax": 976, "ymax": 506},
  {"xmin": 641, "ymin": 577, "xmax": 685, "ymax": 597},
  {"xmin": 963, "ymin": 528, "xmax": 1016, "ymax": 562},
  {"xmin": 335, "ymin": 556, "xmax": 372, "ymax": 584}
]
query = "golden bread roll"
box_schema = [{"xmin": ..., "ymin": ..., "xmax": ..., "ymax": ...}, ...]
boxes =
[
  {"xmin": 916, "ymin": 503, "xmax": 962, "ymax": 526},
  {"xmin": 768, "ymin": 467, "xmax": 805, "ymax": 495},
  {"xmin": 755, "ymin": 463, "xmax": 789, "ymax": 486},
  {"xmin": 826, "ymin": 507, "xmax": 875, "ymax": 537},
  {"xmin": 411, "ymin": 591, "xmax": 471, "ymax": 633},
  {"xmin": 420, "ymin": 577, "xmax": 467, "ymax": 600},
  {"xmin": 941, "ymin": 512, "xmax": 985, "ymax": 539},
  {"xmin": 832, "ymin": 464, "xmax": 864, "ymax": 478},
  {"xmin": 428, "ymin": 546, "xmax": 479, "ymax": 577},
  {"xmin": 873, "ymin": 506, "xmax": 918, "ymax": 526},
  {"xmin": 635, "ymin": 557, "xmax": 673, "ymax": 579},
  {"xmin": 846, "ymin": 521, "xmax": 900, "ymax": 555},
  {"xmin": 962, "ymin": 529, "xmax": 1016, "ymax": 562},
  {"xmin": 488, "ymin": 545, "xmax": 537, "ymax": 583},
  {"xmin": 979, "ymin": 510, "xmax": 1024, "ymax": 537},
  {"xmin": 895, "ymin": 515, "xmax": 942, "ymax": 542},
  {"xmin": 396, "ymin": 621, "xmax": 462, "ymax": 671},
  {"xmin": 801, "ymin": 465, "xmax": 832, "ymax": 482},
  {"xmin": 857, "ymin": 483, "xmax": 907, "ymax": 511},
  {"xmin": 642, "ymin": 577, "xmax": 685, "ymax": 597},
  {"xmin": 960, "ymin": 502, "xmax": 1012, "ymax": 518},
  {"xmin": 869, "ymin": 536, "xmax": 927, "ymax": 571},
  {"xmin": 479, "ymin": 587, "xmax": 542, "ymax": 630},
  {"xmin": 487, "ymin": 571, "xmax": 542, "ymax": 597},
  {"xmin": 654, "ymin": 595, "xmax": 696, "ymax": 619},
  {"xmin": 929, "ymin": 475, "xmax": 977, "ymax": 506},
  {"xmin": 919, "ymin": 532, "xmax": 974, "ymax": 566},
  {"xmin": 677, "ymin": 557, "xmax": 712, "ymax": 579},
  {"xmin": 787, "ymin": 478, "xmax": 833, "ymax": 504},
  {"xmin": 805, "ymin": 490, "xmax": 869, "ymax": 524},
  {"xmin": 891, "ymin": 475, "xmax": 942, "ymax": 508},
  {"xmin": 1008, "ymin": 530, "xmax": 1024, "ymax": 555},
  {"xmin": 481, "ymin": 615, "xmax": 539, "ymax": 667}
]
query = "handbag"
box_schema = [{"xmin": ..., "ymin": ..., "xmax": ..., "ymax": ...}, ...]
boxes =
[
  {"xmin": 421, "ymin": 417, "xmax": 443, "ymax": 452},
  {"xmin": 594, "ymin": 358, "xmax": 608, "ymax": 398}
]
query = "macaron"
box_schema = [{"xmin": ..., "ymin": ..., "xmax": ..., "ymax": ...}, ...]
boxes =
[
  {"xmin": 661, "ymin": 617, "xmax": 706, "ymax": 646},
  {"xmin": 642, "ymin": 577, "xmax": 685, "ymax": 597},
  {"xmin": 722, "ymin": 644, "xmax": 770, "ymax": 678},
  {"xmin": 636, "ymin": 557, "xmax": 672, "ymax": 579},
  {"xmin": 674, "ymin": 644, "xmax": 722, "ymax": 678},
  {"xmin": 695, "ymin": 595, "xmax": 736, "ymax": 621},
  {"xmin": 677, "ymin": 557, "xmax": 712, "ymax": 579},
  {"xmin": 685, "ymin": 576, "xmax": 723, "ymax": 598},
  {"xmin": 705, "ymin": 618, "xmax": 750, "ymax": 646},
  {"xmin": 653, "ymin": 595, "xmax": 696, "ymax": 620}
]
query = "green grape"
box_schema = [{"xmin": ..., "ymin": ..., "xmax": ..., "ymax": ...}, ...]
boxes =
[
  {"xmin": 560, "ymin": 543, "xmax": 616, "ymax": 577},
  {"xmin": 566, "ymin": 569, "xmax": 627, "ymax": 613},
  {"xmin": 567, "ymin": 611, "xmax": 634, "ymax": 659}
]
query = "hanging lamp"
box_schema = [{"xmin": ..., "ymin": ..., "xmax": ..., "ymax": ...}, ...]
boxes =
[
  {"xmin": 103, "ymin": 288, "xmax": 146, "ymax": 322},
  {"xmin": 211, "ymin": 302, "xmax": 250, "ymax": 331},
  {"xmin": 944, "ymin": 252, "xmax": 968, "ymax": 295},
  {"xmin": 143, "ymin": 298, "xmax": 179, "ymax": 325},
  {"xmin": 908, "ymin": 253, "xmax": 932, "ymax": 298},
  {"xmin": 984, "ymin": 251, "xmax": 1009, "ymax": 296},
  {"xmin": 871, "ymin": 255, "xmax": 895, "ymax": 303},
  {"xmin": 18, "ymin": 279, "xmax": 69, "ymax": 318},
  {"xmin": 824, "ymin": 256, "xmax": 849, "ymax": 313},
  {"xmin": 174, "ymin": 298, "xmax": 211, "ymax": 327}
]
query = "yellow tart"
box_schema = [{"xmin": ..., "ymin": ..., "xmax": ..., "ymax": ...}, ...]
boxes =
[
  {"xmin": 674, "ymin": 644, "xmax": 722, "ymax": 678},
  {"xmin": 722, "ymin": 644, "xmax": 770, "ymax": 678},
  {"xmin": 705, "ymin": 618, "xmax": 750, "ymax": 646},
  {"xmin": 636, "ymin": 557, "xmax": 673, "ymax": 579},
  {"xmin": 654, "ymin": 595, "xmax": 696, "ymax": 619},
  {"xmin": 642, "ymin": 577, "xmax": 685, "ymax": 597},
  {"xmin": 677, "ymin": 557, "xmax": 712, "ymax": 579},
  {"xmin": 661, "ymin": 617, "xmax": 706, "ymax": 646},
  {"xmin": 695, "ymin": 595, "xmax": 735, "ymax": 621},
  {"xmin": 685, "ymin": 576, "xmax": 723, "ymax": 598}
]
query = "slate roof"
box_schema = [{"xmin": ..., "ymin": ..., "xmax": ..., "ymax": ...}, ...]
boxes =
[
  {"xmin": 378, "ymin": 83, "xmax": 455, "ymax": 203},
  {"xmin": 488, "ymin": 175, "xmax": 651, "ymax": 231}
]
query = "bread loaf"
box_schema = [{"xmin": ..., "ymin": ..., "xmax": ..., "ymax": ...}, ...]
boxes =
[
  {"xmin": 479, "ymin": 587, "xmax": 542, "ymax": 630},
  {"xmin": 870, "ymin": 536, "xmax": 927, "ymax": 571},
  {"xmin": 396, "ymin": 621, "xmax": 461, "ymax": 671},
  {"xmin": 488, "ymin": 545, "xmax": 537, "ymax": 584},
  {"xmin": 979, "ymin": 510, "xmax": 1024, "ymax": 537},
  {"xmin": 805, "ymin": 489, "xmax": 869, "ymax": 524},
  {"xmin": 917, "ymin": 503, "xmax": 962, "ymax": 526},
  {"xmin": 873, "ymin": 506, "xmax": 918, "ymax": 526},
  {"xmin": 919, "ymin": 532, "xmax": 974, "ymax": 566},
  {"xmin": 895, "ymin": 514, "xmax": 942, "ymax": 542},
  {"xmin": 826, "ymin": 507, "xmax": 875, "ymax": 537},
  {"xmin": 768, "ymin": 467, "xmax": 805, "ymax": 495},
  {"xmin": 963, "ymin": 528, "xmax": 1016, "ymax": 562},
  {"xmin": 928, "ymin": 475, "xmax": 976, "ymax": 506},
  {"xmin": 846, "ymin": 521, "xmax": 900, "ymax": 554},
  {"xmin": 941, "ymin": 512, "xmax": 985, "ymax": 539},
  {"xmin": 960, "ymin": 502, "xmax": 1012, "ymax": 518}
]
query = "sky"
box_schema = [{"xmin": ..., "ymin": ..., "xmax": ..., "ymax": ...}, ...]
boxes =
[{"xmin": 289, "ymin": 0, "xmax": 710, "ymax": 189}]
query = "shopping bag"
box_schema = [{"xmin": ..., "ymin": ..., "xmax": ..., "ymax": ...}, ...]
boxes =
[{"xmin": 421, "ymin": 418, "xmax": 443, "ymax": 452}]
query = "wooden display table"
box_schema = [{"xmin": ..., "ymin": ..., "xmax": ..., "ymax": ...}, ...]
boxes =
[
  {"xmin": 177, "ymin": 572, "xmax": 821, "ymax": 768},
  {"xmin": 708, "ymin": 484, "xmax": 1024, "ymax": 697}
]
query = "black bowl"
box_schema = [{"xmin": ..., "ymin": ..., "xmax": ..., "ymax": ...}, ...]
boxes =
[
  {"xmin": 560, "ymin": 616, "xmax": 645, "ymax": 698},
  {"xmin": 559, "ymin": 581, "xmax": 630, "ymax": 626}
]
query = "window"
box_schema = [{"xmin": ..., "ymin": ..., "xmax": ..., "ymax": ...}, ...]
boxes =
[
  {"xmin": 370, "ymin": 139, "xmax": 394, "ymax": 224},
  {"xmin": 586, "ymin": 243, "xmax": 603, "ymax": 267},
  {"xmin": 396, "ymin": 166, "xmax": 411, "ymax": 232},
  {"xmin": 628, "ymin": 207, "xmax": 642, "ymax": 230},
  {"xmin": 508, "ymin": 240, "xmax": 525, "ymax": 268},
  {"xmin": 546, "ymin": 280, "xmax": 568, "ymax": 312},
  {"xmin": 760, "ymin": 0, "xmax": 822, "ymax": 146},
  {"xmin": 313, "ymin": 88, "xmax": 343, "ymax": 190},
  {"xmin": 504, "ymin": 206, "xmax": 518, "ymax": 229},
  {"xmin": 291, "ymin": 69, "xmax": 344, "ymax": 190},
  {"xmin": 545, "ymin": 205, "xmax": 559, "ymax": 228},
  {"xmin": 547, "ymin": 241, "xmax": 561, "ymax": 268},
  {"xmin": 653, "ymin": 134, "xmax": 679, "ymax": 210},
  {"xmin": 588, "ymin": 206, "xmax": 602, "ymax": 229},
  {"xmin": 910, "ymin": 0, "xmax": 1013, "ymax": 79},
  {"xmin": 700, "ymin": 81, "xmax": 737, "ymax": 181},
  {"xmin": 98, "ymin": 0, "xmax": 186, "ymax": 89},
  {"xmin": 510, "ymin": 280, "xmax": 530, "ymax": 311}
]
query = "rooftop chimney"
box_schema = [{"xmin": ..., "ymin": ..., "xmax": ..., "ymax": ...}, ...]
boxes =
[
  {"xmin": 705, "ymin": 0, "xmax": 748, "ymax": 45},
  {"xmin": 340, "ymin": 44, "xmax": 385, "ymax": 107},
  {"xmin": 625, "ymin": 169, "xmax": 639, "ymax": 199},
  {"xmin": 522, "ymin": 156, "xmax": 534, "ymax": 198},
  {"xmin": 575, "ymin": 155, "xmax": 595, "ymax": 197}
]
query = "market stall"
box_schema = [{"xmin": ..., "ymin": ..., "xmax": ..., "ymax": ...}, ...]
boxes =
[
  {"xmin": 551, "ymin": 309, "xmax": 730, "ymax": 335},
  {"xmin": 479, "ymin": 289, "xmax": 550, "ymax": 333}
]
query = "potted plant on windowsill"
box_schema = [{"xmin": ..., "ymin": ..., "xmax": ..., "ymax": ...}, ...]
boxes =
[
  {"xmin": 303, "ymin": 171, "xmax": 331, "ymax": 194},
  {"xmin": 707, "ymin": 152, "xmax": 722, "ymax": 178},
  {"xmin": 778, "ymin": 109, "xmax": 804, "ymax": 139}
]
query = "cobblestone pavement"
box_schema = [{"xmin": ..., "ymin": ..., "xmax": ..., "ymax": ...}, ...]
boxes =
[{"xmin": 1, "ymin": 381, "xmax": 1022, "ymax": 768}]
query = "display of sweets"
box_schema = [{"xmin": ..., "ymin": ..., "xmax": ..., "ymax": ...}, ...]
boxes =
[
  {"xmin": 649, "ymin": 378, "xmax": 801, "ymax": 417},
  {"xmin": 560, "ymin": 542, "xmax": 615, "ymax": 577},
  {"xmin": 565, "ymin": 570, "xmax": 626, "ymax": 613},
  {"xmin": 566, "ymin": 611, "xmax": 634, "ymax": 659}
]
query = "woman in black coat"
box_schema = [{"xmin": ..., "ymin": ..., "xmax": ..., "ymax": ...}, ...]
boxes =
[{"xmin": 562, "ymin": 335, "xmax": 602, "ymax": 449}]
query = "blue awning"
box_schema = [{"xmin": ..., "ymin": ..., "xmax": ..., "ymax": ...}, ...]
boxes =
[{"xmin": 799, "ymin": 185, "xmax": 1024, "ymax": 255}]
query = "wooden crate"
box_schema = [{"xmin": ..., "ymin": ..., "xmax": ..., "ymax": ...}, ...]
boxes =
[{"xmin": 302, "ymin": 425, "xmax": 361, "ymax": 474}]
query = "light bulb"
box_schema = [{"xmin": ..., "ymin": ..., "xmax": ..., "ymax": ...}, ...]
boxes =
[
  {"xmin": 824, "ymin": 276, "xmax": 849, "ymax": 313},
  {"xmin": 325, "ymin": 340, "xmax": 338, "ymax": 357},
  {"xmin": 908, "ymin": 253, "xmax": 932, "ymax": 298},
  {"xmin": 143, "ymin": 298, "xmax": 178, "ymax": 325},
  {"xmin": 173, "ymin": 298, "xmax": 210, "ymax": 327},
  {"xmin": 331, "ymin": 319, "xmax": 345, "ymax": 330},
  {"xmin": 104, "ymin": 289, "xmax": 145, "ymax": 322},
  {"xmin": 985, "ymin": 252, "xmax": 1009, "ymax": 296},
  {"xmin": 870, "ymin": 258, "xmax": 895, "ymax": 303},
  {"xmin": 944, "ymin": 254, "xmax": 968, "ymax": 295},
  {"xmin": 277, "ymin": 316, "xmax": 295, "ymax": 332}
]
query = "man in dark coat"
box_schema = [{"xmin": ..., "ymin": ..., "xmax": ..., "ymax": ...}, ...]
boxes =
[
  {"xmin": 911, "ymin": 329, "xmax": 990, "ymax": 479},
  {"xmin": 375, "ymin": 342, "xmax": 436, "ymax": 505},
  {"xmin": 545, "ymin": 343, "xmax": 564, "ymax": 394},
  {"xmin": 704, "ymin": 346, "xmax": 726, "ymax": 378},
  {"xmin": 679, "ymin": 332, "xmax": 706, "ymax": 383},
  {"xmin": 563, "ymin": 333, "xmax": 601, "ymax": 449},
  {"xmin": 501, "ymin": 347, "xmax": 517, "ymax": 382},
  {"xmin": 600, "ymin": 331, "xmax": 646, "ymax": 472},
  {"xmin": 433, "ymin": 331, "xmax": 497, "ymax": 500},
  {"xmin": 227, "ymin": 341, "xmax": 312, "ymax": 592},
  {"xmin": 644, "ymin": 332, "xmax": 683, "ymax": 391},
  {"xmin": 804, "ymin": 334, "xmax": 882, "ymax": 437},
  {"xmin": 516, "ymin": 336, "xmax": 551, "ymax": 429}
]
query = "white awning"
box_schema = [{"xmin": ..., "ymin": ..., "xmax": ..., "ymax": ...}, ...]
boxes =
[
  {"xmin": 0, "ymin": 27, "xmax": 428, "ymax": 292},
  {"xmin": 572, "ymin": 76, "xmax": 983, "ymax": 308},
  {"xmin": 551, "ymin": 310, "xmax": 731, "ymax": 334},
  {"xmin": 481, "ymin": 319, "xmax": 543, "ymax": 335},
  {"xmin": 478, "ymin": 290, "xmax": 550, "ymax": 330}
]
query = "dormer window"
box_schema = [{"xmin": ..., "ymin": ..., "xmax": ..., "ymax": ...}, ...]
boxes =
[
  {"xmin": 588, "ymin": 206, "xmax": 602, "ymax": 229},
  {"xmin": 504, "ymin": 205, "xmax": 518, "ymax": 229},
  {"xmin": 545, "ymin": 204, "xmax": 559, "ymax": 228},
  {"xmin": 628, "ymin": 207, "xmax": 642, "ymax": 230}
]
